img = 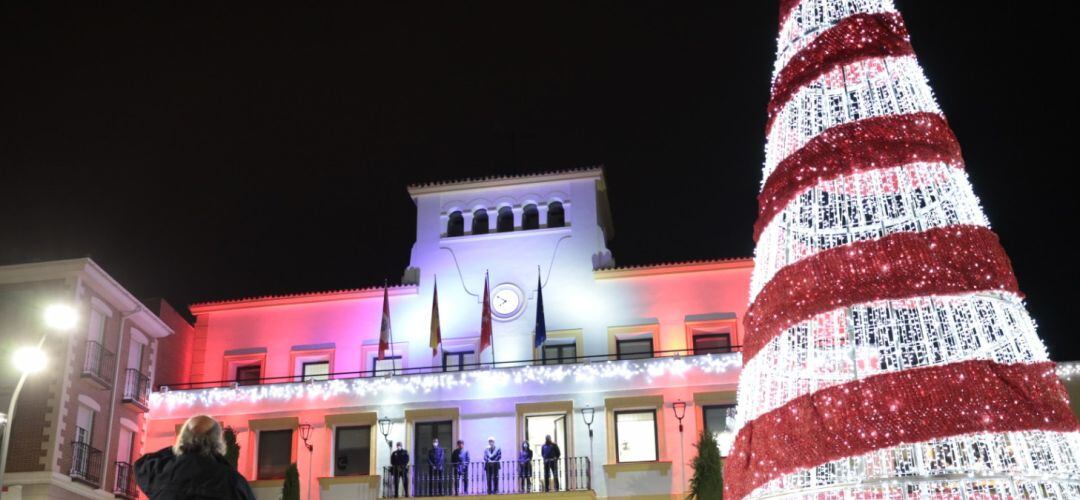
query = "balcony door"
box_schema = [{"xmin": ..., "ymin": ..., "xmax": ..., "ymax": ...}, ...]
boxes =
[
  {"xmin": 525, "ymin": 413, "xmax": 567, "ymax": 492},
  {"xmin": 414, "ymin": 420, "xmax": 453, "ymax": 496}
]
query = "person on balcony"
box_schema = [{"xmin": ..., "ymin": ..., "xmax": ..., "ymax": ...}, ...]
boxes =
[
  {"xmin": 428, "ymin": 438, "xmax": 446, "ymax": 496},
  {"xmin": 451, "ymin": 439, "xmax": 470, "ymax": 495},
  {"xmin": 541, "ymin": 435, "xmax": 561, "ymax": 492},
  {"xmin": 390, "ymin": 442, "xmax": 410, "ymax": 498},
  {"xmin": 483, "ymin": 437, "xmax": 502, "ymax": 494},
  {"xmin": 135, "ymin": 415, "xmax": 254, "ymax": 500},
  {"xmin": 517, "ymin": 441, "xmax": 533, "ymax": 493}
]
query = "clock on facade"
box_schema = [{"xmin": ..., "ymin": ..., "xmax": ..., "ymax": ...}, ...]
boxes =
[{"xmin": 490, "ymin": 283, "xmax": 525, "ymax": 321}]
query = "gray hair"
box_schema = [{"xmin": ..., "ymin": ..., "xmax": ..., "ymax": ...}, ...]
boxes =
[{"xmin": 173, "ymin": 415, "xmax": 227, "ymax": 456}]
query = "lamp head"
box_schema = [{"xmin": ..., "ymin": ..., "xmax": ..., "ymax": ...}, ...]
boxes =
[
  {"xmin": 298, "ymin": 423, "xmax": 313, "ymax": 441},
  {"xmin": 44, "ymin": 304, "xmax": 78, "ymax": 332}
]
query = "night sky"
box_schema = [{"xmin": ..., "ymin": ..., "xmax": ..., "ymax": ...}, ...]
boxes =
[{"xmin": 2, "ymin": 2, "xmax": 1077, "ymax": 358}]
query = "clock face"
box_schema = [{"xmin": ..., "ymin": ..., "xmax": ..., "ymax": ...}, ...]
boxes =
[{"xmin": 491, "ymin": 283, "xmax": 524, "ymax": 320}]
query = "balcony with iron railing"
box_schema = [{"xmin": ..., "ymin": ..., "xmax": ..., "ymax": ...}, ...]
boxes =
[
  {"xmin": 122, "ymin": 368, "xmax": 151, "ymax": 411},
  {"xmin": 69, "ymin": 429, "xmax": 103, "ymax": 488},
  {"xmin": 82, "ymin": 340, "xmax": 116, "ymax": 389},
  {"xmin": 380, "ymin": 457, "xmax": 591, "ymax": 498},
  {"xmin": 114, "ymin": 461, "xmax": 137, "ymax": 498},
  {"xmin": 157, "ymin": 346, "xmax": 742, "ymax": 391}
]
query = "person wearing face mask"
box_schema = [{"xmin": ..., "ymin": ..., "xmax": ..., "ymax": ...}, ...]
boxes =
[
  {"xmin": 390, "ymin": 442, "xmax": 409, "ymax": 498},
  {"xmin": 517, "ymin": 440, "xmax": 533, "ymax": 493},
  {"xmin": 483, "ymin": 437, "xmax": 502, "ymax": 494},
  {"xmin": 428, "ymin": 438, "xmax": 446, "ymax": 496}
]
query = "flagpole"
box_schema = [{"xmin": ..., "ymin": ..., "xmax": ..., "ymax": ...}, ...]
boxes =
[
  {"xmin": 386, "ymin": 279, "xmax": 396, "ymax": 376},
  {"xmin": 537, "ymin": 265, "xmax": 543, "ymax": 350},
  {"xmin": 487, "ymin": 270, "xmax": 496, "ymax": 369}
]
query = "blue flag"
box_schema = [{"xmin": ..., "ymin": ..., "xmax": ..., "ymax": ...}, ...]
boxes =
[{"xmin": 534, "ymin": 269, "xmax": 546, "ymax": 348}]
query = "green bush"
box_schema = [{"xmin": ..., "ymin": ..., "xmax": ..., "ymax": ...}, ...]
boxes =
[
  {"xmin": 688, "ymin": 430, "xmax": 723, "ymax": 499},
  {"xmin": 282, "ymin": 463, "xmax": 300, "ymax": 500},
  {"xmin": 223, "ymin": 426, "xmax": 240, "ymax": 468}
]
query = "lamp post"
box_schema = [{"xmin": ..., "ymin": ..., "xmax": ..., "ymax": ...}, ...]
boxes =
[
  {"xmin": 299, "ymin": 423, "xmax": 314, "ymax": 500},
  {"xmin": 0, "ymin": 303, "xmax": 77, "ymax": 492},
  {"xmin": 672, "ymin": 401, "xmax": 687, "ymax": 493},
  {"xmin": 378, "ymin": 416, "xmax": 393, "ymax": 452},
  {"xmin": 580, "ymin": 406, "xmax": 595, "ymax": 478}
]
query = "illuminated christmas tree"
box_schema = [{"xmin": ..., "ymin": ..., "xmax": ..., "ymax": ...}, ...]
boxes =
[{"xmin": 725, "ymin": 1, "xmax": 1080, "ymax": 498}]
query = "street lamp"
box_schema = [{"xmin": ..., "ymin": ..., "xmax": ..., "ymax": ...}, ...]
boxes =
[
  {"xmin": 672, "ymin": 401, "xmax": 688, "ymax": 493},
  {"xmin": 580, "ymin": 406, "xmax": 595, "ymax": 476},
  {"xmin": 298, "ymin": 423, "xmax": 314, "ymax": 500},
  {"xmin": 378, "ymin": 416, "xmax": 393, "ymax": 452},
  {"xmin": 1, "ymin": 304, "xmax": 78, "ymax": 492}
]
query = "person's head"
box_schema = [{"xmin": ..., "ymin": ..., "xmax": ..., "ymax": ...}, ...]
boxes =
[
  {"xmin": 173, "ymin": 415, "xmax": 226, "ymax": 456},
  {"xmin": 433, "ymin": 438, "xmax": 440, "ymax": 447},
  {"xmin": 488, "ymin": 437, "xmax": 495, "ymax": 448},
  {"xmin": 456, "ymin": 439, "xmax": 464, "ymax": 449},
  {"xmin": 522, "ymin": 440, "xmax": 529, "ymax": 450},
  {"xmin": 544, "ymin": 435, "xmax": 553, "ymax": 444},
  {"xmin": 396, "ymin": 442, "xmax": 403, "ymax": 450}
]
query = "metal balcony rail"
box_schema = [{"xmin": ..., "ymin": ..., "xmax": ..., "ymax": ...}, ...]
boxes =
[
  {"xmin": 158, "ymin": 346, "xmax": 742, "ymax": 391},
  {"xmin": 123, "ymin": 368, "xmax": 151, "ymax": 408},
  {"xmin": 114, "ymin": 461, "xmax": 137, "ymax": 498},
  {"xmin": 82, "ymin": 340, "xmax": 116, "ymax": 384},
  {"xmin": 380, "ymin": 457, "xmax": 591, "ymax": 498},
  {"xmin": 70, "ymin": 435, "xmax": 104, "ymax": 487}
]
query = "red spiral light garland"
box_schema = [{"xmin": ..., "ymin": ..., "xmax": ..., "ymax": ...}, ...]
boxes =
[
  {"xmin": 744, "ymin": 225, "xmax": 1020, "ymax": 364},
  {"xmin": 724, "ymin": 360, "xmax": 1079, "ymax": 500}
]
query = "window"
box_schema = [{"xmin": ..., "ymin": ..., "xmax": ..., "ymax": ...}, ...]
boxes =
[
  {"xmin": 497, "ymin": 206, "xmax": 514, "ymax": 232},
  {"xmin": 693, "ymin": 332, "xmax": 732, "ymax": 355},
  {"xmin": 522, "ymin": 204, "xmax": 539, "ymax": 230},
  {"xmin": 117, "ymin": 428, "xmax": 135, "ymax": 463},
  {"xmin": 76, "ymin": 405, "xmax": 96, "ymax": 444},
  {"xmin": 614, "ymin": 410, "xmax": 658, "ymax": 462},
  {"xmin": 616, "ymin": 338, "xmax": 654, "ymax": 360},
  {"xmin": 236, "ymin": 365, "xmax": 262, "ymax": 386},
  {"xmin": 371, "ymin": 356, "xmax": 402, "ymax": 376},
  {"xmin": 547, "ymin": 201, "xmax": 565, "ymax": 228},
  {"xmin": 442, "ymin": 350, "xmax": 476, "ymax": 372},
  {"xmin": 257, "ymin": 429, "xmax": 293, "ymax": 479},
  {"xmin": 542, "ymin": 343, "xmax": 577, "ymax": 365},
  {"xmin": 88, "ymin": 309, "xmax": 106, "ymax": 344},
  {"xmin": 702, "ymin": 405, "xmax": 735, "ymax": 457},
  {"xmin": 334, "ymin": 426, "xmax": 372, "ymax": 476},
  {"xmin": 302, "ymin": 361, "xmax": 330, "ymax": 382},
  {"xmin": 447, "ymin": 211, "xmax": 465, "ymax": 237},
  {"xmin": 128, "ymin": 340, "xmax": 145, "ymax": 371},
  {"xmin": 472, "ymin": 209, "xmax": 489, "ymax": 235}
]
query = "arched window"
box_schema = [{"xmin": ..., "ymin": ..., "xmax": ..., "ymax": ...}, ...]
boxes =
[
  {"xmin": 497, "ymin": 206, "xmax": 514, "ymax": 233},
  {"xmin": 547, "ymin": 201, "xmax": 565, "ymax": 228},
  {"xmin": 447, "ymin": 211, "xmax": 464, "ymax": 237},
  {"xmin": 522, "ymin": 204, "xmax": 539, "ymax": 230},
  {"xmin": 472, "ymin": 209, "xmax": 489, "ymax": 235}
]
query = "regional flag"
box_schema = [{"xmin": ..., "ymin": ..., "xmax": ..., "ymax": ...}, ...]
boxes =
[
  {"xmin": 534, "ymin": 269, "xmax": 547, "ymax": 348},
  {"xmin": 479, "ymin": 272, "xmax": 493, "ymax": 353},
  {"xmin": 378, "ymin": 286, "xmax": 392, "ymax": 360},
  {"xmin": 430, "ymin": 277, "xmax": 442, "ymax": 356}
]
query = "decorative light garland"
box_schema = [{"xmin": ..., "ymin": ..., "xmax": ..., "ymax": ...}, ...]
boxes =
[
  {"xmin": 729, "ymin": 0, "xmax": 1080, "ymax": 498},
  {"xmin": 151, "ymin": 353, "xmax": 742, "ymax": 412},
  {"xmin": 751, "ymin": 162, "xmax": 986, "ymax": 301}
]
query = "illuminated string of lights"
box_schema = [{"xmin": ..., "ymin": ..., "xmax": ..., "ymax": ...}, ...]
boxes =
[
  {"xmin": 728, "ymin": 0, "xmax": 1080, "ymax": 497},
  {"xmin": 152, "ymin": 353, "xmax": 742, "ymax": 411}
]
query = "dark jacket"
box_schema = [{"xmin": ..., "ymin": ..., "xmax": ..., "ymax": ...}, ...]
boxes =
[
  {"xmin": 391, "ymin": 449, "xmax": 410, "ymax": 470},
  {"xmin": 135, "ymin": 447, "xmax": 255, "ymax": 500},
  {"xmin": 518, "ymin": 447, "xmax": 533, "ymax": 464},
  {"xmin": 428, "ymin": 445, "xmax": 445, "ymax": 470},
  {"xmin": 451, "ymin": 448, "xmax": 470, "ymax": 473},
  {"xmin": 483, "ymin": 446, "xmax": 502, "ymax": 471},
  {"xmin": 541, "ymin": 442, "xmax": 561, "ymax": 462}
]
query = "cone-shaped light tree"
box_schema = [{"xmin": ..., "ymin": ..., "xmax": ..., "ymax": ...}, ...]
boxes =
[{"xmin": 724, "ymin": 1, "xmax": 1080, "ymax": 498}]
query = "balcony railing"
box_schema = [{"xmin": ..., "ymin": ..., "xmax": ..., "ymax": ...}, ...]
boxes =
[
  {"xmin": 380, "ymin": 457, "xmax": 591, "ymax": 498},
  {"xmin": 158, "ymin": 347, "xmax": 741, "ymax": 391},
  {"xmin": 82, "ymin": 340, "xmax": 115, "ymax": 388},
  {"xmin": 114, "ymin": 461, "xmax": 137, "ymax": 498},
  {"xmin": 122, "ymin": 368, "xmax": 151, "ymax": 410},
  {"xmin": 70, "ymin": 436, "xmax": 103, "ymax": 487}
]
